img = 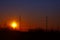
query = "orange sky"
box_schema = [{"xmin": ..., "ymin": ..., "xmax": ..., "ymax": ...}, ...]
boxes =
[{"xmin": 0, "ymin": 16, "xmax": 60, "ymax": 31}]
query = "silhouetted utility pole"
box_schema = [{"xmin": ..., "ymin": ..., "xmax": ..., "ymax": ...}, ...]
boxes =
[
  {"xmin": 46, "ymin": 16, "xmax": 48, "ymax": 32},
  {"xmin": 29, "ymin": 20, "xmax": 32, "ymax": 30},
  {"xmin": 57, "ymin": 17, "xmax": 60, "ymax": 31},
  {"xmin": 19, "ymin": 16, "xmax": 21, "ymax": 30}
]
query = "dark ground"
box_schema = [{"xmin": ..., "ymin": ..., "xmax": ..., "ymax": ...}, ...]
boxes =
[{"xmin": 0, "ymin": 28, "xmax": 60, "ymax": 40}]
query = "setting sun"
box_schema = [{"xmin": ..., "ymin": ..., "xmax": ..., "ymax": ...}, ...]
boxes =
[{"xmin": 11, "ymin": 21, "xmax": 17, "ymax": 29}]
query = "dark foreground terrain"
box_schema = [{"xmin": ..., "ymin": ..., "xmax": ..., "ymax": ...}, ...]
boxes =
[{"xmin": 0, "ymin": 29, "xmax": 60, "ymax": 40}]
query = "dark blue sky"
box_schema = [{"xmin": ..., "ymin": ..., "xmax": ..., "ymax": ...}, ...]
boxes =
[
  {"xmin": 0, "ymin": 0, "xmax": 60, "ymax": 29},
  {"xmin": 0, "ymin": 0, "xmax": 60, "ymax": 16}
]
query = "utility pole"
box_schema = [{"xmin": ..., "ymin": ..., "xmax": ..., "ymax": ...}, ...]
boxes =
[
  {"xmin": 46, "ymin": 16, "xmax": 48, "ymax": 32},
  {"xmin": 19, "ymin": 16, "xmax": 21, "ymax": 30},
  {"xmin": 57, "ymin": 16, "xmax": 60, "ymax": 31}
]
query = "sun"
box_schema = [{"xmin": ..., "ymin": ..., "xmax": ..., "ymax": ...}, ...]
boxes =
[{"xmin": 11, "ymin": 21, "xmax": 17, "ymax": 29}]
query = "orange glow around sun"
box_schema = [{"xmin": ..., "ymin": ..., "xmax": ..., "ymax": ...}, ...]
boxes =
[
  {"xmin": 10, "ymin": 21, "xmax": 19, "ymax": 30},
  {"xmin": 11, "ymin": 22, "xmax": 17, "ymax": 28}
]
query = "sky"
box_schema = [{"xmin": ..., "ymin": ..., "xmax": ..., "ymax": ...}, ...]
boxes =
[{"xmin": 0, "ymin": 0, "xmax": 60, "ymax": 30}]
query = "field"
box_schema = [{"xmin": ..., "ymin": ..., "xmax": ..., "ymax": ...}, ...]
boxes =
[{"xmin": 0, "ymin": 27, "xmax": 60, "ymax": 40}]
